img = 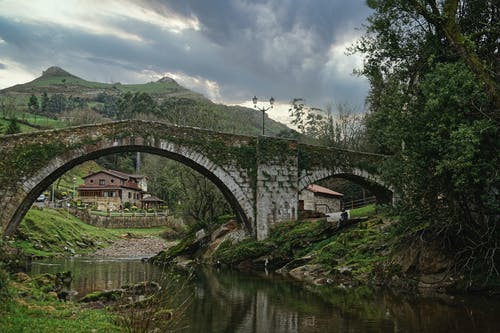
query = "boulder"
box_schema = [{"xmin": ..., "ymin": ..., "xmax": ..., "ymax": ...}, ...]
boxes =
[{"xmin": 79, "ymin": 289, "xmax": 125, "ymax": 303}]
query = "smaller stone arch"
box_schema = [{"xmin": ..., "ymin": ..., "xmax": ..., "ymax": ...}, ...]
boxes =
[{"xmin": 299, "ymin": 167, "xmax": 394, "ymax": 205}]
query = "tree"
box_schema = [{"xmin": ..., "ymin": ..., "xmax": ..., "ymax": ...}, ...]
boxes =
[
  {"xmin": 6, "ymin": 118, "xmax": 20, "ymax": 134},
  {"xmin": 354, "ymin": 0, "xmax": 499, "ymax": 278},
  {"xmin": 141, "ymin": 155, "xmax": 232, "ymax": 224},
  {"xmin": 28, "ymin": 94, "xmax": 39, "ymax": 112},
  {"xmin": 289, "ymin": 98, "xmax": 367, "ymax": 150},
  {"xmin": 47, "ymin": 94, "xmax": 67, "ymax": 114},
  {"xmin": 28, "ymin": 94, "xmax": 39, "ymax": 124},
  {"xmin": 408, "ymin": 0, "xmax": 499, "ymax": 114},
  {"xmin": 41, "ymin": 92, "xmax": 49, "ymax": 113},
  {"xmin": 117, "ymin": 92, "xmax": 159, "ymax": 120}
]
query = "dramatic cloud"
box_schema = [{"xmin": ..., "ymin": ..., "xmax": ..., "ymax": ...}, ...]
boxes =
[{"xmin": 0, "ymin": 0, "xmax": 372, "ymax": 121}]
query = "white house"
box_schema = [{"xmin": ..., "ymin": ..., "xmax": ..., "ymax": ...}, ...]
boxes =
[{"xmin": 299, "ymin": 184, "xmax": 343, "ymax": 214}]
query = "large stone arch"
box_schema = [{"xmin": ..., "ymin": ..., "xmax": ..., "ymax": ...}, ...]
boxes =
[
  {"xmin": 299, "ymin": 167, "xmax": 394, "ymax": 204},
  {"xmin": 3, "ymin": 137, "xmax": 255, "ymax": 237}
]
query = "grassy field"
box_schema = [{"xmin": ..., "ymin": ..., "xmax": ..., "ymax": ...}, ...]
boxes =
[
  {"xmin": 12, "ymin": 208, "xmax": 170, "ymax": 257},
  {"xmin": 0, "ymin": 118, "xmax": 38, "ymax": 133},
  {"xmin": 349, "ymin": 204, "xmax": 376, "ymax": 218},
  {"xmin": 14, "ymin": 111, "xmax": 66, "ymax": 128}
]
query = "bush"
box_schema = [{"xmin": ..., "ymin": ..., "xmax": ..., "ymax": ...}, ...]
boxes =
[
  {"xmin": 159, "ymin": 228, "xmax": 181, "ymax": 240},
  {"xmin": 0, "ymin": 268, "xmax": 10, "ymax": 306}
]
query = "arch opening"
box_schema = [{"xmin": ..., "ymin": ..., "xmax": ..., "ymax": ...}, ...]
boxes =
[
  {"xmin": 4, "ymin": 144, "xmax": 253, "ymax": 237},
  {"xmin": 298, "ymin": 170, "xmax": 393, "ymax": 215}
]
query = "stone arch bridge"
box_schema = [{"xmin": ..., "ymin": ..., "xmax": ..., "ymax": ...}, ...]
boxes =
[{"xmin": 0, "ymin": 120, "xmax": 392, "ymax": 240}]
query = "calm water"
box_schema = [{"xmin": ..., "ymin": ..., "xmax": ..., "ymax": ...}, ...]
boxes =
[{"xmin": 29, "ymin": 257, "xmax": 500, "ymax": 333}]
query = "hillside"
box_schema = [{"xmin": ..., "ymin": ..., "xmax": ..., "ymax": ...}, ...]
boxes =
[
  {"xmin": 0, "ymin": 66, "xmax": 293, "ymax": 136},
  {"xmin": 1, "ymin": 66, "xmax": 203, "ymax": 100}
]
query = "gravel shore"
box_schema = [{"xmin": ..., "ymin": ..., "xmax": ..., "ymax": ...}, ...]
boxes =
[{"xmin": 91, "ymin": 236, "xmax": 176, "ymax": 258}]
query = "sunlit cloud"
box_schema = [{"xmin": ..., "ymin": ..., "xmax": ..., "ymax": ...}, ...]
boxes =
[
  {"xmin": 0, "ymin": 0, "xmax": 200, "ymax": 42},
  {"xmin": 0, "ymin": 58, "xmax": 36, "ymax": 88},
  {"xmin": 325, "ymin": 41, "xmax": 363, "ymax": 76},
  {"xmin": 135, "ymin": 69, "xmax": 222, "ymax": 102},
  {"xmin": 238, "ymin": 100, "xmax": 296, "ymax": 129}
]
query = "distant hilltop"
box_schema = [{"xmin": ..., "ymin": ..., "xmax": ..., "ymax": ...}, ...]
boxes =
[
  {"xmin": 41, "ymin": 66, "xmax": 76, "ymax": 78},
  {"xmin": 0, "ymin": 65, "xmax": 201, "ymax": 100}
]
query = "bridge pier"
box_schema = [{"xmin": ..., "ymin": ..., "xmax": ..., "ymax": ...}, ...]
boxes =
[{"xmin": 255, "ymin": 138, "xmax": 299, "ymax": 240}]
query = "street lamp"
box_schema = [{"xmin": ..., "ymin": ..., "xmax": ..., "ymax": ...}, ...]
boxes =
[
  {"xmin": 252, "ymin": 96, "xmax": 274, "ymax": 135},
  {"xmin": 72, "ymin": 177, "xmax": 76, "ymax": 199}
]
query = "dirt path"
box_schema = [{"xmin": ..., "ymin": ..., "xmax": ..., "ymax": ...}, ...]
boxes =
[{"xmin": 90, "ymin": 236, "xmax": 177, "ymax": 258}]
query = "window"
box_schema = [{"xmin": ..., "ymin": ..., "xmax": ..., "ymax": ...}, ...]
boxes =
[
  {"xmin": 128, "ymin": 192, "xmax": 131, "ymax": 199},
  {"xmin": 99, "ymin": 179, "xmax": 105, "ymax": 185},
  {"xmin": 111, "ymin": 179, "xmax": 115, "ymax": 183},
  {"xmin": 90, "ymin": 179, "xmax": 94, "ymax": 183}
]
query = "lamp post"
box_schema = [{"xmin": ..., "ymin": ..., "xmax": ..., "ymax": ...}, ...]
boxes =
[
  {"xmin": 72, "ymin": 177, "xmax": 76, "ymax": 199},
  {"xmin": 252, "ymin": 96, "xmax": 274, "ymax": 135}
]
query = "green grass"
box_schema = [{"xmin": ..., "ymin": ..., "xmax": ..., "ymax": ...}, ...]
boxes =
[
  {"xmin": 0, "ymin": 273, "xmax": 121, "ymax": 332},
  {"xmin": 312, "ymin": 223, "xmax": 388, "ymax": 274},
  {"xmin": 0, "ymin": 118, "xmax": 37, "ymax": 133},
  {"xmin": 13, "ymin": 208, "xmax": 170, "ymax": 257},
  {"xmin": 14, "ymin": 111, "xmax": 66, "ymax": 128},
  {"xmin": 349, "ymin": 204, "xmax": 376, "ymax": 218},
  {"xmin": 29, "ymin": 75, "xmax": 111, "ymax": 89},
  {"xmin": 211, "ymin": 219, "xmax": 333, "ymax": 265},
  {"xmin": 0, "ymin": 299, "xmax": 121, "ymax": 333},
  {"xmin": 208, "ymin": 212, "xmax": 397, "ymax": 284}
]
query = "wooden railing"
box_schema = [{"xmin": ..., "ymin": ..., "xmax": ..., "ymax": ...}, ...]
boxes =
[{"xmin": 342, "ymin": 196, "xmax": 376, "ymax": 210}]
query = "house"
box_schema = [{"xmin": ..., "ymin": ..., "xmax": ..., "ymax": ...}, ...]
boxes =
[
  {"xmin": 76, "ymin": 169, "xmax": 147, "ymax": 210},
  {"xmin": 299, "ymin": 184, "xmax": 343, "ymax": 214}
]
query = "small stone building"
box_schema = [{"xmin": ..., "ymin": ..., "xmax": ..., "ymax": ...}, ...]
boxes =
[
  {"xmin": 299, "ymin": 184, "xmax": 343, "ymax": 214},
  {"xmin": 140, "ymin": 195, "xmax": 165, "ymax": 210},
  {"xmin": 76, "ymin": 169, "xmax": 147, "ymax": 210}
]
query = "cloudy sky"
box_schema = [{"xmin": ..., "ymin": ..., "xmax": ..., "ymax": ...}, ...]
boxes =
[{"xmin": 0, "ymin": 0, "xmax": 372, "ymax": 122}]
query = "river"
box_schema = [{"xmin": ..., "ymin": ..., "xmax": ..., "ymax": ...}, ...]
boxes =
[{"xmin": 29, "ymin": 257, "xmax": 500, "ymax": 333}]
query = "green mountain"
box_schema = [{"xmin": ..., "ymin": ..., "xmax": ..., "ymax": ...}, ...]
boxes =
[
  {"xmin": 1, "ymin": 66, "xmax": 203, "ymax": 100},
  {"xmin": 0, "ymin": 66, "xmax": 294, "ymax": 137}
]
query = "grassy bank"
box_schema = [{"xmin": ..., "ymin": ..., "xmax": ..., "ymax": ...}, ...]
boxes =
[
  {"xmin": 0, "ymin": 282, "xmax": 121, "ymax": 333},
  {"xmin": 211, "ymin": 214, "xmax": 396, "ymax": 283},
  {"xmin": 11, "ymin": 207, "xmax": 171, "ymax": 257}
]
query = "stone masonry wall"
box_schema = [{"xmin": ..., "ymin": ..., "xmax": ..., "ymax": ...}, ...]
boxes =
[
  {"xmin": 72, "ymin": 209, "xmax": 181, "ymax": 229},
  {"xmin": 255, "ymin": 138, "xmax": 299, "ymax": 240}
]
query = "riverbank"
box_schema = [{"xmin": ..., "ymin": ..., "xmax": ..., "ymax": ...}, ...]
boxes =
[
  {"xmin": 7, "ymin": 207, "xmax": 180, "ymax": 258},
  {"xmin": 152, "ymin": 208, "xmax": 500, "ymax": 295},
  {"xmin": 90, "ymin": 236, "xmax": 176, "ymax": 258},
  {"xmin": 0, "ymin": 207, "xmax": 184, "ymax": 332}
]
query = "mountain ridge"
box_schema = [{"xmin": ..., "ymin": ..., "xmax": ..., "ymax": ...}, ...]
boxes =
[
  {"xmin": 0, "ymin": 66, "xmax": 294, "ymax": 137},
  {"xmin": 1, "ymin": 65, "xmax": 202, "ymax": 100}
]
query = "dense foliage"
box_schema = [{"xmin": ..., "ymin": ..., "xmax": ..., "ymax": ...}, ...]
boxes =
[{"xmin": 354, "ymin": 0, "xmax": 499, "ymax": 278}]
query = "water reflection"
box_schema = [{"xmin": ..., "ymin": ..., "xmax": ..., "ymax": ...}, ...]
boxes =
[
  {"xmin": 29, "ymin": 257, "xmax": 164, "ymax": 299},
  {"xmin": 30, "ymin": 258, "xmax": 500, "ymax": 333}
]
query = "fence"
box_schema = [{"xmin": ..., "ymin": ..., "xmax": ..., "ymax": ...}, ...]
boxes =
[{"xmin": 341, "ymin": 196, "xmax": 376, "ymax": 210}]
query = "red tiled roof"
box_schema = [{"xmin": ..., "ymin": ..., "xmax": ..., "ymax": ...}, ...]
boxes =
[
  {"xmin": 306, "ymin": 184, "xmax": 343, "ymax": 197},
  {"xmin": 83, "ymin": 169, "xmax": 145, "ymax": 180},
  {"xmin": 77, "ymin": 185, "xmax": 144, "ymax": 192}
]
